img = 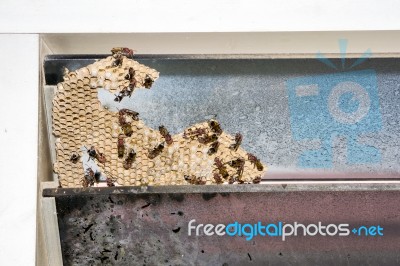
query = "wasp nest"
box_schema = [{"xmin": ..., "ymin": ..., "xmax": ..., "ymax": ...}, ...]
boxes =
[{"xmin": 53, "ymin": 49, "xmax": 267, "ymax": 188}]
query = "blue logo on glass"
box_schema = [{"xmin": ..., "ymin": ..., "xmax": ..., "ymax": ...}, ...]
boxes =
[{"xmin": 286, "ymin": 39, "xmax": 382, "ymax": 168}]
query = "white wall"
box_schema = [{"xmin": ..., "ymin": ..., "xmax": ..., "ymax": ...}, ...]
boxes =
[
  {"xmin": 0, "ymin": 34, "xmax": 38, "ymax": 266},
  {"xmin": 0, "ymin": 0, "xmax": 400, "ymax": 33}
]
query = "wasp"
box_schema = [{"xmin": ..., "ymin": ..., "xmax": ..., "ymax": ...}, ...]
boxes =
[
  {"xmin": 148, "ymin": 143, "xmax": 164, "ymax": 159},
  {"xmin": 117, "ymin": 134, "xmax": 125, "ymax": 158},
  {"xmin": 122, "ymin": 86, "xmax": 134, "ymax": 98},
  {"xmin": 114, "ymin": 87, "xmax": 132, "ymax": 102},
  {"xmin": 112, "ymin": 55, "xmax": 124, "ymax": 67},
  {"xmin": 253, "ymin": 176, "xmax": 262, "ymax": 184},
  {"xmin": 207, "ymin": 141, "xmax": 219, "ymax": 155},
  {"xmin": 238, "ymin": 179, "xmax": 246, "ymax": 184},
  {"xmin": 118, "ymin": 112, "xmax": 127, "ymax": 125},
  {"xmin": 86, "ymin": 147, "xmax": 96, "ymax": 160},
  {"xmin": 119, "ymin": 108, "xmax": 139, "ymax": 121},
  {"xmin": 228, "ymin": 175, "xmax": 243, "ymax": 184},
  {"xmin": 82, "ymin": 178, "xmax": 90, "ymax": 188},
  {"xmin": 111, "ymin": 47, "xmax": 135, "ymax": 58},
  {"xmin": 86, "ymin": 146, "xmax": 106, "ymax": 164},
  {"xmin": 208, "ymin": 119, "xmax": 222, "ymax": 135},
  {"xmin": 70, "ymin": 152, "xmax": 80, "ymax": 163},
  {"xmin": 125, "ymin": 67, "xmax": 135, "ymax": 80},
  {"xmin": 118, "ymin": 109, "xmax": 138, "ymax": 137},
  {"xmin": 214, "ymin": 157, "xmax": 229, "ymax": 179},
  {"xmin": 227, "ymin": 157, "xmax": 245, "ymax": 180},
  {"xmin": 198, "ymin": 133, "xmax": 218, "ymax": 144},
  {"xmin": 226, "ymin": 174, "xmax": 245, "ymax": 184},
  {"xmin": 247, "ymin": 153, "xmax": 263, "ymax": 171},
  {"xmin": 184, "ymin": 175, "xmax": 206, "ymax": 185},
  {"xmin": 229, "ymin": 133, "xmax": 243, "ymax": 151},
  {"xmin": 213, "ymin": 173, "xmax": 223, "ymax": 184},
  {"xmin": 82, "ymin": 168, "xmax": 101, "ymax": 187},
  {"xmin": 114, "ymin": 93, "xmax": 124, "ymax": 102},
  {"xmin": 125, "ymin": 67, "xmax": 137, "ymax": 90},
  {"xmin": 106, "ymin": 177, "xmax": 115, "ymax": 187},
  {"xmin": 143, "ymin": 74, "xmax": 154, "ymax": 89},
  {"xmin": 121, "ymin": 124, "xmax": 133, "ymax": 137},
  {"xmin": 111, "ymin": 47, "xmax": 135, "ymax": 67},
  {"xmin": 94, "ymin": 171, "xmax": 101, "ymax": 183},
  {"xmin": 123, "ymin": 148, "xmax": 136, "ymax": 169},
  {"xmin": 184, "ymin": 175, "xmax": 194, "ymax": 183},
  {"xmin": 118, "ymin": 109, "xmax": 139, "ymax": 128},
  {"xmin": 159, "ymin": 125, "xmax": 173, "ymax": 145},
  {"xmin": 183, "ymin": 127, "xmax": 206, "ymax": 140},
  {"xmin": 227, "ymin": 158, "xmax": 245, "ymax": 168}
]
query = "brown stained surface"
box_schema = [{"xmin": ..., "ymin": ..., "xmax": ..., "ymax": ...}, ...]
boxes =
[
  {"xmin": 49, "ymin": 186, "xmax": 400, "ymax": 265},
  {"xmin": 53, "ymin": 55, "xmax": 267, "ymax": 187}
]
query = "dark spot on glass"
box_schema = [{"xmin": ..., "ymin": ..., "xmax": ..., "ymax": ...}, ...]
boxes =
[
  {"xmin": 99, "ymin": 256, "xmax": 109, "ymax": 263},
  {"xmin": 169, "ymin": 194, "xmax": 185, "ymax": 202},
  {"xmin": 141, "ymin": 202, "xmax": 151, "ymax": 209},
  {"xmin": 83, "ymin": 223, "xmax": 94, "ymax": 233},
  {"xmin": 202, "ymin": 193, "xmax": 217, "ymax": 201},
  {"xmin": 172, "ymin": 227, "xmax": 181, "ymax": 233},
  {"xmin": 170, "ymin": 211, "xmax": 184, "ymax": 216}
]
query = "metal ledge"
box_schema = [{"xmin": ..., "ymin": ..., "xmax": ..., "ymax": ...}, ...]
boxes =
[
  {"xmin": 43, "ymin": 183, "xmax": 400, "ymax": 197},
  {"xmin": 49, "ymin": 182, "xmax": 400, "ymax": 265}
]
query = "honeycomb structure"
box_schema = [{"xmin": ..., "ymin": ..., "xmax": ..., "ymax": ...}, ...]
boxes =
[{"xmin": 53, "ymin": 55, "xmax": 267, "ymax": 188}]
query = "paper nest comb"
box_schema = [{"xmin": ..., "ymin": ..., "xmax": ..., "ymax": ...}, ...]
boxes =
[{"xmin": 52, "ymin": 52, "xmax": 267, "ymax": 188}]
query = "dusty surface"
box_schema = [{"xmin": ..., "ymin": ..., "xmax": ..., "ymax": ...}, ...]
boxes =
[{"xmin": 51, "ymin": 185, "xmax": 400, "ymax": 265}]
